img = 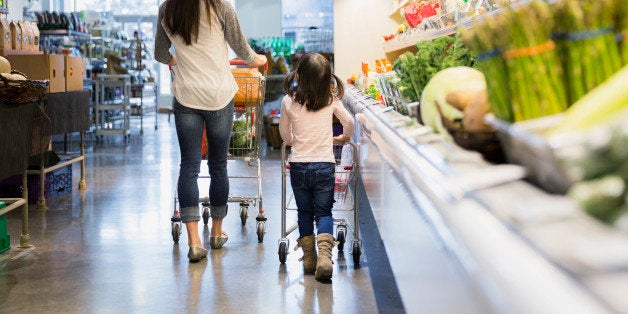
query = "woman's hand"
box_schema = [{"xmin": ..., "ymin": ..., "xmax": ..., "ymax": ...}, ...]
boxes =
[
  {"xmin": 168, "ymin": 56, "xmax": 177, "ymax": 67},
  {"xmin": 249, "ymin": 54, "xmax": 267, "ymax": 68}
]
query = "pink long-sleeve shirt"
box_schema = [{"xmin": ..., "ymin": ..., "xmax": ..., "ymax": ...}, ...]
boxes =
[{"xmin": 279, "ymin": 95, "xmax": 355, "ymax": 163}]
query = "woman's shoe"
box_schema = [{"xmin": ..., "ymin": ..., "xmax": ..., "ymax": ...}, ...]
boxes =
[
  {"xmin": 187, "ymin": 246, "xmax": 208, "ymax": 262},
  {"xmin": 209, "ymin": 232, "xmax": 228, "ymax": 249}
]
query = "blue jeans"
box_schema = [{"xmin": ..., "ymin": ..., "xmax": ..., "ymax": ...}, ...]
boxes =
[
  {"xmin": 289, "ymin": 162, "xmax": 335, "ymax": 238},
  {"xmin": 174, "ymin": 100, "xmax": 233, "ymax": 223}
]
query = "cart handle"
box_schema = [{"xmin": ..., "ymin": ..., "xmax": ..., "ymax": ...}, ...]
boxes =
[{"xmin": 230, "ymin": 58, "xmax": 269, "ymax": 72}]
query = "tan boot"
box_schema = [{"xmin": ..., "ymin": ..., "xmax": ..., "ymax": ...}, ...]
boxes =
[
  {"xmin": 315, "ymin": 233, "xmax": 334, "ymax": 280},
  {"xmin": 294, "ymin": 235, "xmax": 317, "ymax": 274}
]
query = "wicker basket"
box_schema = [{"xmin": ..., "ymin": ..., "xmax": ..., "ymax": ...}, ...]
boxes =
[{"xmin": 0, "ymin": 70, "xmax": 49, "ymax": 104}]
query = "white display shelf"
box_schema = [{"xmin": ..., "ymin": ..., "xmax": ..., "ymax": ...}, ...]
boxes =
[{"xmin": 344, "ymin": 87, "xmax": 628, "ymax": 313}]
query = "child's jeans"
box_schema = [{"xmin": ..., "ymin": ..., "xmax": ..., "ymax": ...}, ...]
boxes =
[
  {"xmin": 174, "ymin": 99, "xmax": 233, "ymax": 223},
  {"xmin": 289, "ymin": 162, "xmax": 335, "ymax": 238}
]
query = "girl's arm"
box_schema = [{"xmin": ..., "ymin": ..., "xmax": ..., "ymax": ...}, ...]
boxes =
[
  {"xmin": 278, "ymin": 97, "xmax": 293, "ymax": 145},
  {"xmin": 333, "ymin": 100, "xmax": 355, "ymax": 142}
]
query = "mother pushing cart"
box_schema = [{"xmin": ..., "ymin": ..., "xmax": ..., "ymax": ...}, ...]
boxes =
[{"xmin": 155, "ymin": 0, "xmax": 266, "ymax": 262}]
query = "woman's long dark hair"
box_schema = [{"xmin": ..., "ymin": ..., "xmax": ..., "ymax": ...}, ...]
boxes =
[
  {"xmin": 283, "ymin": 52, "xmax": 344, "ymax": 112},
  {"xmin": 163, "ymin": 0, "xmax": 220, "ymax": 45}
]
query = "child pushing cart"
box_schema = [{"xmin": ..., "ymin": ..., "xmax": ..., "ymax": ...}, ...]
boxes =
[{"xmin": 276, "ymin": 52, "xmax": 359, "ymax": 280}]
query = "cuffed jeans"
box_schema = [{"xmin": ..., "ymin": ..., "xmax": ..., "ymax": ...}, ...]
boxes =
[
  {"xmin": 174, "ymin": 99, "xmax": 233, "ymax": 223},
  {"xmin": 289, "ymin": 162, "xmax": 335, "ymax": 238}
]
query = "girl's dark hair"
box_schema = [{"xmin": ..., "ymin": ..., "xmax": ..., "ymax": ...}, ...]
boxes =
[
  {"xmin": 163, "ymin": 0, "xmax": 220, "ymax": 45},
  {"xmin": 283, "ymin": 52, "xmax": 345, "ymax": 112}
]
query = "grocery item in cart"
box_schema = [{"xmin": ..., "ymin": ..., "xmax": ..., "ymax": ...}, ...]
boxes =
[{"xmin": 232, "ymin": 67, "xmax": 262, "ymax": 107}]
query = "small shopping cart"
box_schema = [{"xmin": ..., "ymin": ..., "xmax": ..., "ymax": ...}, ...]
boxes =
[
  {"xmin": 277, "ymin": 141, "xmax": 363, "ymax": 266},
  {"xmin": 171, "ymin": 60, "xmax": 268, "ymax": 243}
]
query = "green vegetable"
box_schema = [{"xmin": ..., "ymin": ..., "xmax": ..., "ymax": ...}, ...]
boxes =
[
  {"xmin": 550, "ymin": 65, "xmax": 628, "ymax": 134},
  {"xmin": 568, "ymin": 175, "xmax": 626, "ymax": 223},
  {"xmin": 554, "ymin": 0, "xmax": 622, "ymax": 105},
  {"xmin": 392, "ymin": 52, "xmax": 419, "ymax": 101},
  {"xmin": 460, "ymin": 18, "xmax": 512, "ymax": 122},
  {"xmin": 392, "ymin": 34, "xmax": 476, "ymax": 103},
  {"xmin": 365, "ymin": 84, "xmax": 379, "ymax": 100},
  {"xmin": 460, "ymin": 1, "xmax": 567, "ymax": 122},
  {"xmin": 230, "ymin": 120, "xmax": 252, "ymax": 156}
]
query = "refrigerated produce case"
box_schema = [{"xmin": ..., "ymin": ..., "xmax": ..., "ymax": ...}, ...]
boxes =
[{"xmin": 343, "ymin": 86, "xmax": 628, "ymax": 313}]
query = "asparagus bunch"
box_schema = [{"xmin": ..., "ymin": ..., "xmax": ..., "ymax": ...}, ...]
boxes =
[
  {"xmin": 460, "ymin": 17, "xmax": 512, "ymax": 122},
  {"xmin": 555, "ymin": 0, "xmax": 622, "ymax": 105},
  {"xmin": 501, "ymin": 0, "xmax": 566, "ymax": 121}
]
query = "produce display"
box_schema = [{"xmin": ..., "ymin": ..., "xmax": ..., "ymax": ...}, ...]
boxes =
[{"xmin": 367, "ymin": 0, "xmax": 628, "ymax": 224}]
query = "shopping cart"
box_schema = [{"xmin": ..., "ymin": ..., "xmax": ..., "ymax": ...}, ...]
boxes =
[
  {"xmin": 171, "ymin": 59, "xmax": 268, "ymax": 243},
  {"xmin": 277, "ymin": 141, "xmax": 363, "ymax": 266}
]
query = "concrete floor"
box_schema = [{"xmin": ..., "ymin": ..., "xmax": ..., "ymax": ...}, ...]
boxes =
[{"xmin": 0, "ymin": 115, "xmax": 379, "ymax": 313}]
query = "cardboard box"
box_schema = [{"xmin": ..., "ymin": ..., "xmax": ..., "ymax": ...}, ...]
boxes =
[
  {"xmin": 6, "ymin": 54, "xmax": 65, "ymax": 93},
  {"xmin": 9, "ymin": 20, "xmax": 21, "ymax": 50},
  {"xmin": 0, "ymin": 18, "xmax": 11, "ymax": 50},
  {"xmin": 64, "ymin": 56, "xmax": 84, "ymax": 91}
]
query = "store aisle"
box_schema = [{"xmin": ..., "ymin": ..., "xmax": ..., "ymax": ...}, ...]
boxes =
[{"xmin": 0, "ymin": 114, "xmax": 379, "ymax": 313}]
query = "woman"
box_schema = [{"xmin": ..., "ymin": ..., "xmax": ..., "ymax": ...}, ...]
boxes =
[{"xmin": 154, "ymin": 0, "xmax": 267, "ymax": 262}]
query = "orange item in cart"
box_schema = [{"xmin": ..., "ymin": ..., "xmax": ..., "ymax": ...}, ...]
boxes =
[
  {"xmin": 231, "ymin": 67, "xmax": 262, "ymax": 107},
  {"xmin": 361, "ymin": 62, "xmax": 369, "ymax": 76}
]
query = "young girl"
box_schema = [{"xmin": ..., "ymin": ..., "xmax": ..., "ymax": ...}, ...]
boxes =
[{"xmin": 279, "ymin": 52, "xmax": 355, "ymax": 280}]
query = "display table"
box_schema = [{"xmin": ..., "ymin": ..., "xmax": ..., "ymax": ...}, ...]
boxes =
[
  {"xmin": 1, "ymin": 91, "xmax": 91, "ymax": 247},
  {"xmin": 27, "ymin": 90, "xmax": 90, "ymax": 209},
  {"xmin": 0, "ymin": 101, "xmax": 37, "ymax": 248}
]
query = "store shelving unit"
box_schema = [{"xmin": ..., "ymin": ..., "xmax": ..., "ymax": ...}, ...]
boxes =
[
  {"xmin": 94, "ymin": 74, "xmax": 131, "ymax": 142},
  {"xmin": 130, "ymin": 80, "xmax": 158, "ymax": 134},
  {"xmin": 382, "ymin": 0, "xmax": 534, "ymax": 59}
]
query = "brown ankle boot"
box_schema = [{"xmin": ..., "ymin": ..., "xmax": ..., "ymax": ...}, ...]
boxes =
[
  {"xmin": 315, "ymin": 233, "xmax": 334, "ymax": 280},
  {"xmin": 294, "ymin": 235, "xmax": 317, "ymax": 274}
]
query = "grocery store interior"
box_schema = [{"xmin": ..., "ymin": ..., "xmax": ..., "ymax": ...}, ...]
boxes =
[{"xmin": 1, "ymin": 0, "xmax": 628, "ymax": 313}]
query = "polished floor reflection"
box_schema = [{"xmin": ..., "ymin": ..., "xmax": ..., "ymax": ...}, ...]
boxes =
[{"xmin": 1, "ymin": 115, "xmax": 378, "ymax": 313}]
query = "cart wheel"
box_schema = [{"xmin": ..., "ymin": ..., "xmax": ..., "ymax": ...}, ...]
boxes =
[
  {"xmin": 172, "ymin": 223, "xmax": 181, "ymax": 243},
  {"xmin": 256, "ymin": 221, "xmax": 266, "ymax": 243},
  {"xmin": 202, "ymin": 207, "xmax": 210, "ymax": 225},
  {"xmin": 352, "ymin": 241, "xmax": 361, "ymax": 266},
  {"xmin": 336, "ymin": 225, "xmax": 346, "ymax": 252},
  {"xmin": 278, "ymin": 242, "xmax": 288, "ymax": 264},
  {"xmin": 239, "ymin": 204, "xmax": 249, "ymax": 226}
]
